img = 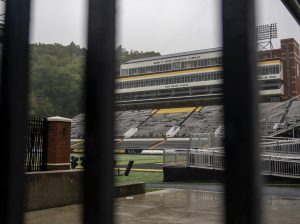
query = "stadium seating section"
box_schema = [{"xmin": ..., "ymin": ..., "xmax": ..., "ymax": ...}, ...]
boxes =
[
  {"xmin": 115, "ymin": 109, "xmax": 152, "ymax": 137},
  {"xmin": 71, "ymin": 101, "xmax": 300, "ymax": 149},
  {"xmin": 177, "ymin": 106, "xmax": 223, "ymax": 137}
]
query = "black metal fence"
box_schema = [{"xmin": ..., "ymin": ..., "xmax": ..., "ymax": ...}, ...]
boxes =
[
  {"xmin": 1, "ymin": 1, "xmax": 300, "ymax": 224},
  {"xmin": 24, "ymin": 117, "xmax": 48, "ymax": 172}
]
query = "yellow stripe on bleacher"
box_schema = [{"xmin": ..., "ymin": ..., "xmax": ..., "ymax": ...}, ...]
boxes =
[
  {"xmin": 151, "ymin": 109, "xmax": 159, "ymax": 115},
  {"xmin": 195, "ymin": 106, "xmax": 203, "ymax": 112},
  {"xmin": 149, "ymin": 139, "xmax": 166, "ymax": 149},
  {"xmin": 71, "ymin": 141, "xmax": 84, "ymax": 148},
  {"xmin": 156, "ymin": 107, "xmax": 196, "ymax": 114}
]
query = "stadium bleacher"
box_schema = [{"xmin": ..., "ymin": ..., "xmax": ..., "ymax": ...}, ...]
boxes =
[
  {"xmin": 176, "ymin": 105, "xmax": 223, "ymax": 137},
  {"xmin": 287, "ymin": 101, "xmax": 300, "ymax": 124},
  {"xmin": 132, "ymin": 108, "xmax": 194, "ymax": 138},
  {"xmin": 71, "ymin": 113, "xmax": 85, "ymax": 139},
  {"xmin": 115, "ymin": 109, "xmax": 152, "ymax": 137},
  {"xmin": 259, "ymin": 102, "xmax": 290, "ymax": 135},
  {"xmin": 71, "ymin": 100, "xmax": 300, "ymax": 150}
]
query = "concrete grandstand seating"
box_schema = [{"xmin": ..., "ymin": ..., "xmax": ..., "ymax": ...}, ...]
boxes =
[
  {"xmin": 71, "ymin": 113, "xmax": 85, "ymax": 139},
  {"xmin": 176, "ymin": 105, "xmax": 223, "ymax": 137},
  {"xmin": 287, "ymin": 101, "xmax": 300, "ymax": 124},
  {"xmin": 72, "ymin": 101, "xmax": 299, "ymax": 141},
  {"xmin": 115, "ymin": 111, "xmax": 123, "ymax": 118},
  {"xmin": 260, "ymin": 102, "xmax": 290, "ymax": 135},
  {"xmin": 259, "ymin": 102, "xmax": 286, "ymax": 122},
  {"xmin": 115, "ymin": 110, "xmax": 152, "ymax": 137},
  {"xmin": 132, "ymin": 108, "xmax": 192, "ymax": 138}
]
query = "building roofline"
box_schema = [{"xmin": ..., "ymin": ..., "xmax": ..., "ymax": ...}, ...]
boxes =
[{"xmin": 123, "ymin": 47, "xmax": 222, "ymax": 64}]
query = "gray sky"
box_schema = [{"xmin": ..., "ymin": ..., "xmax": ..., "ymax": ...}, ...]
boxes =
[{"xmin": 30, "ymin": 0, "xmax": 300, "ymax": 55}]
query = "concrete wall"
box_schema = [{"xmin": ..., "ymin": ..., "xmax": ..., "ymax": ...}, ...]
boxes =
[
  {"xmin": 26, "ymin": 170, "xmax": 83, "ymax": 211},
  {"xmin": 26, "ymin": 170, "xmax": 145, "ymax": 211}
]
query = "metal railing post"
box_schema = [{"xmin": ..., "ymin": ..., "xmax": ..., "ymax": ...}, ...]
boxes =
[
  {"xmin": 222, "ymin": 0, "xmax": 261, "ymax": 223},
  {"xmin": 186, "ymin": 149, "xmax": 190, "ymax": 167},
  {"xmin": 0, "ymin": 0, "xmax": 31, "ymax": 223},
  {"xmin": 84, "ymin": 0, "xmax": 115, "ymax": 223}
]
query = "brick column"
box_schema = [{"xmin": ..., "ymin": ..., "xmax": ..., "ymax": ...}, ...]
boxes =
[{"xmin": 47, "ymin": 116, "xmax": 72, "ymax": 170}]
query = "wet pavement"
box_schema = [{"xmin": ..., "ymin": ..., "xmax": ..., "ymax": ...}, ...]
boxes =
[{"xmin": 25, "ymin": 188, "xmax": 300, "ymax": 224}]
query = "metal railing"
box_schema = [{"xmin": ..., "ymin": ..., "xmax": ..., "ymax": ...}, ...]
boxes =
[
  {"xmin": 261, "ymin": 139, "xmax": 300, "ymax": 156},
  {"xmin": 24, "ymin": 117, "xmax": 48, "ymax": 172},
  {"xmin": 164, "ymin": 148, "xmax": 300, "ymax": 178},
  {"xmin": 190, "ymin": 133, "xmax": 223, "ymax": 149}
]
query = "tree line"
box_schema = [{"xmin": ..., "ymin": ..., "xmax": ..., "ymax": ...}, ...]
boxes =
[{"xmin": 29, "ymin": 43, "xmax": 160, "ymax": 118}]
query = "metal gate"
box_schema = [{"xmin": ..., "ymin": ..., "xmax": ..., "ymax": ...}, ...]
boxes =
[{"xmin": 24, "ymin": 117, "xmax": 48, "ymax": 172}]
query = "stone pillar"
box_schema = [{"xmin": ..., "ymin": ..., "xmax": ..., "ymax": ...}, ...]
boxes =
[{"xmin": 47, "ymin": 116, "xmax": 72, "ymax": 170}]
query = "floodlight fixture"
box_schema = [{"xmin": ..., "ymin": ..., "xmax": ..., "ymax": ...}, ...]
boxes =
[{"xmin": 256, "ymin": 23, "xmax": 277, "ymax": 41}]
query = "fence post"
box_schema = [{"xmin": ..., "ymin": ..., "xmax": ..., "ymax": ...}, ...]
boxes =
[
  {"xmin": 186, "ymin": 149, "xmax": 190, "ymax": 167},
  {"xmin": 222, "ymin": 0, "xmax": 261, "ymax": 223},
  {"xmin": 163, "ymin": 149, "xmax": 166, "ymax": 166},
  {"xmin": 46, "ymin": 116, "xmax": 72, "ymax": 170},
  {"xmin": 0, "ymin": 0, "xmax": 31, "ymax": 223},
  {"xmin": 42, "ymin": 118, "xmax": 49, "ymax": 171},
  {"xmin": 213, "ymin": 151, "xmax": 215, "ymax": 170}
]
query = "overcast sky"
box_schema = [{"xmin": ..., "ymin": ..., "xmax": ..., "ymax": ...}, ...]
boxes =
[{"xmin": 30, "ymin": 0, "xmax": 300, "ymax": 55}]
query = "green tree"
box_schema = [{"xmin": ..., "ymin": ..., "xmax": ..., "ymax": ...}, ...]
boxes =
[{"xmin": 29, "ymin": 43, "xmax": 160, "ymax": 118}]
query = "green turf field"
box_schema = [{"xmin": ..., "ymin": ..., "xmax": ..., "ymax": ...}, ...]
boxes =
[
  {"xmin": 114, "ymin": 154, "xmax": 163, "ymax": 184},
  {"xmin": 115, "ymin": 154, "xmax": 162, "ymax": 165},
  {"xmin": 114, "ymin": 171, "xmax": 163, "ymax": 184}
]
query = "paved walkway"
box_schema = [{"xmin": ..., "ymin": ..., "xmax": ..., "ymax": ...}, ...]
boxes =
[
  {"xmin": 147, "ymin": 183, "xmax": 300, "ymax": 198},
  {"xmin": 25, "ymin": 188, "xmax": 300, "ymax": 224}
]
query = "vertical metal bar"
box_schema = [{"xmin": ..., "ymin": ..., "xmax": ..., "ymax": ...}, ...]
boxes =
[
  {"xmin": 42, "ymin": 118, "xmax": 48, "ymax": 171},
  {"xmin": 222, "ymin": 0, "xmax": 261, "ymax": 224},
  {"xmin": 84, "ymin": 0, "xmax": 115, "ymax": 223},
  {"xmin": 0, "ymin": 0, "xmax": 31, "ymax": 223}
]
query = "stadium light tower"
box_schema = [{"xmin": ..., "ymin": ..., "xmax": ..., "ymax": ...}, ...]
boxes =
[{"xmin": 256, "ymin": 23, "xmax": 278, "ymax": 58}]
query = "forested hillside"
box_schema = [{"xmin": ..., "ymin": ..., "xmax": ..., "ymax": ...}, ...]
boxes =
[
  {"xmin": 30, "ymin": 42, "xmax": 85, "ymax": 118},
  {"xmin": 29, "ymin": 43, "xmax": 160, "ymax": 118}
]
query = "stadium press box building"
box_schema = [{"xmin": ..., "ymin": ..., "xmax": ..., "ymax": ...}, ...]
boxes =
[{"xmin": 116, "ymin": 38, "xmax": 300, "ymax": 109}]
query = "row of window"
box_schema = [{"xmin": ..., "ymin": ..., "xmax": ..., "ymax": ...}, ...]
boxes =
[
  {"xmin": 257, "ymin": 65, "xmax": 281, "ymax": 76},
  {"xmin": 259, "ymin": 80, "xmax": 283, "ymax": 89},
  {"xmin": 115, "ymin": 85, "xmax": 223, "ymax": 101},
  {"xmin": 116, "ymin": 71, "xmax": 223, "ymax": 89},
  {"xmin": 120, "ymin": 56, "xmax": 223, "ymax": 77},
  {"xmin": 115, "ymin": 80, "xmax": 282, "ymax": 101}
]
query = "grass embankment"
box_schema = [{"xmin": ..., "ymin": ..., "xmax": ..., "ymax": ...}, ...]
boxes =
[{"xmin": 115, "ymin": 154, "xmax": 163, "ymax": 184}]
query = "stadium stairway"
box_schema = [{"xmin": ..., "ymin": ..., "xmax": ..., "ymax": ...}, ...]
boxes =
[
  {"xmin": 132, "ymin": 107, "xmax": 195, "ymax": 138},
  {"xmin": 121, "ymin": 109, "xmax": 159, "ymax": 138},
  {"xmin": 115, "ymin": 109, "xmax": 152, "ymax": 138},
  {"xmin": 269, "ymin": 120, "xmax": 300, "ymax": 137},
  {"xmin": 261, "ymin": 98, "xmax": 300, "ymax": 137}
]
